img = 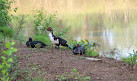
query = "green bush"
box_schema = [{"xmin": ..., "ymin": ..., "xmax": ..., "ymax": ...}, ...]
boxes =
[
  {"xmin": 0, "ymin": 0, "xmax": 18, "ymax": 41},
  {"xmin": 0, "ymin": 0, "xmax": 13, "ymax": 27},
  {"xmin": 68, "ymin": 40, "xmax": 99, "ymax": 57},
  {"xmin": 122, "ymin": 50, "xmax": 137, "ymax": 69},
  {"xmin": 0, "ymin": 42, "xmax": 18, "ymax": 81},
  {"xmin": 33, "ymin": 10, "xmax": 57, "ymax": 35},
  {"xmin": 0, "ymin": 27, "xmax": 15, "ymax": 40},
  {"xmin": 33, "ymin": 10, "xmax": 70, "ymax": 36}
]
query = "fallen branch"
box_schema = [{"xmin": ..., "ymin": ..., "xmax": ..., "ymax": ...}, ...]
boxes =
[{"xmin": 86, "ymin": 57, "xmax": 102, "ymax": 61}]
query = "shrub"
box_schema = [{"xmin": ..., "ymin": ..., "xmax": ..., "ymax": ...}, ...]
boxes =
[
  {"xmin": 0, "ymin": 0, "xmax": 13, "ymax": 27},
  {"xmin": 0, "ymin": 42, "xmax": 18, "ymax": 81},
  {"xmin": 33, "ymin": 10, "xmax": 57, "ymax": 35},
  {"xmin": 122, "ymin": 50, "xmax": 137, "ymax": 69},
  {"xmin": 0, "ymin": 0, "xmax": 18, "ymax": 41},
  {"xmin": 68, "ymin": 40, "xmax": 99, "ymax": 57},
  {"xmin": 0, "ymin": 27, "xmax": 15, "ymax": 40}
]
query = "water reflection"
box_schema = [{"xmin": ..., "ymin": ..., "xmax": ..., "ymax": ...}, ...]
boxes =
[
  {"xmin": 70, "ymin": 13, "xmax": 137, "ymax": 59},
  {"xmin": 103, "ymin": 29, "xmax": 114, "ymax": 47}
]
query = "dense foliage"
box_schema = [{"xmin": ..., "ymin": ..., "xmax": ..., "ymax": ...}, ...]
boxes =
[
  {"xmin": 0, "ymin": 27, "xmax": 15, "ymax": 40},
  {"xmin": 0, "ymin": 0, "xmax": 18, "ymax": 42},
  {"xmin": 0, "ymin": 0, "xmax": 13, "ymax": 27},
  {"xmin": 0, "ymin": 42, "xmax": 17, "ymax": 81},
  {"xmin": 33, "ymin": 10, "xmax": 57, "ymax": 35}
]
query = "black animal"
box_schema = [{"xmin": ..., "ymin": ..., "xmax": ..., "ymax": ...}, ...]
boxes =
[
  {"xmin": 26, "ymin": 37, "xmax": 46, "ymax": 48},
  {"xmin": 73, "ymin": 44, "xmax": 85, "ymax": 55},
  {"xmin": 47, "ymin": 27, "xmax": 70, "ymax": 49}
]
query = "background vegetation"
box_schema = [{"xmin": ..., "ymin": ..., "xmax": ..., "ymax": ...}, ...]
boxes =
[{"xmin": 0, "ymin": 0, "xmax": 137, "ymax": 80}]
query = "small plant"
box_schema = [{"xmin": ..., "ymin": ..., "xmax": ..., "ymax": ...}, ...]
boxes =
[
  {"xmin": 18, "ymin": 66, "xmax": 46, "ymax": 81},
  {"xmin": 9, "ymin": 55, "xmax": 20, "ymax": 80},
  {"xmin": 32, "ymin": 76, "xmax": 46, "ymax": 81},
  {"xmin": 0, "ymin": 42, "xmax": 18, "ymax": 81},
  {"xmin": 33, "ymin": 10, "xmax": 57, "ymax": 35},
  {"xmin": 122, "ymin": 50, "xmax": 137, "ymax": 69},
  {"xmin": 33, "ymin": 10, "xmax": 70, "ymax": 38},
  {"xmin": 68, "ymin": 40, "xmax": 99, "ymax": 57},
  {"xmin": 56, "ymin": 69, "xmax": 91, "ymax": 81}
]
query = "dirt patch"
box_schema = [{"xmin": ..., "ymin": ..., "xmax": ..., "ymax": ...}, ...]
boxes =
[{"xmin": 15, "ymin": 44, "xmax": 137, "ymax": 81}]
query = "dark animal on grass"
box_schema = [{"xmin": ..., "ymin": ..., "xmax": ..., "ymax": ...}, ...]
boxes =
[
  {"xmin": 73, "ymin": 44, "xmax": 85, "ymax": 55},
  {"xmin": 26, "ymin": 37, "xmax": 46, "ymax": 48},
  {"xmin": 47, "ymin": 27, "xmax": 70, "ymax": 49}
]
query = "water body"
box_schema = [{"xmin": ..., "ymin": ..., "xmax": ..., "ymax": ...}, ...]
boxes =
[
  {"xmin": 64, "ymin": 13, "xmax": 137, "ymax": 59},
  {"xmin": 12, "ymin": 0, "xmax": 137, "ymax": 59}
]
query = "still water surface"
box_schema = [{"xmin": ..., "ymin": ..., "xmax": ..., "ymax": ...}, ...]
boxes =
[{"xmin": 66, "ymin": 13, "xmax": 137, "ymax": 59}]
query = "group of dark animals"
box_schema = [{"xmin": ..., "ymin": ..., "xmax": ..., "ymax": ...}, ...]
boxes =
[{"xmin": 26, "ymin": 27, "xmax": 85, "ymax": 55}]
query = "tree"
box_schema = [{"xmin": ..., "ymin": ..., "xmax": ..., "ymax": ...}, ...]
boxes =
[{"xmin": 0, "ymin": 0, "xmax": 13, "ymax": 27}]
